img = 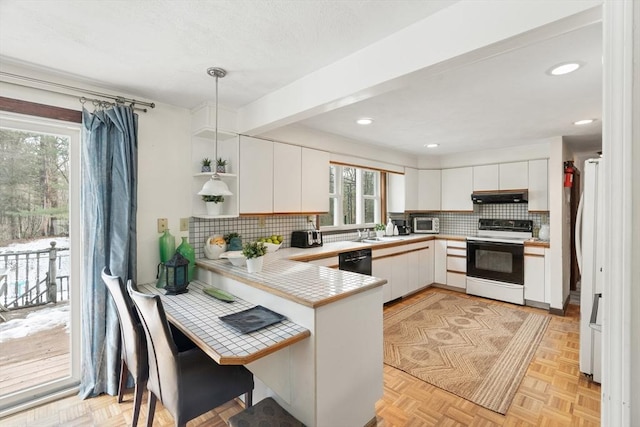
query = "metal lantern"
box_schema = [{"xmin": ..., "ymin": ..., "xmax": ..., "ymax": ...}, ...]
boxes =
[{"xmin": 163, "ymin": 252, "xmax": 190, "ymax": 295}]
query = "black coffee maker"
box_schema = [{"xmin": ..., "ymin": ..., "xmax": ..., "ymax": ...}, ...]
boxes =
[{"xmin": 392, "ymin": 219, "xmax": 411, "ymax": 235}]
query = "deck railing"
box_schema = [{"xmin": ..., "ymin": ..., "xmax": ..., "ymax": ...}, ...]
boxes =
[{"xmin": 0, "ymin": 241, "xmax": 70, "ymax": 310}]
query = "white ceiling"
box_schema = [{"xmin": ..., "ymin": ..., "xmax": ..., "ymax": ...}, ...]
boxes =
[{"xmin": 0, "ymin": 0, "xmax": 602, "ymax": 156}]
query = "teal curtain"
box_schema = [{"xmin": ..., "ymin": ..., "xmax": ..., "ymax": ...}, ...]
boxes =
[{"xmin": 79, "ymin": 105, "xmax": 138, "ymax": 398}]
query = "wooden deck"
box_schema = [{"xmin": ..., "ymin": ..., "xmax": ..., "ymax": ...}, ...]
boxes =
[
  {"xmin": 0, "ymin": 310, "xmax": 71, "ymax": 397},
  {"xmin": 1, "ymin": 287, "xmax": 601, "ymax": 426}
]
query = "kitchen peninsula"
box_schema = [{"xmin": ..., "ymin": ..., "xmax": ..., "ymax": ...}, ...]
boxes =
[{"xmin": 196, "ymin": 257, "xmax": 386, "ymax": 427}]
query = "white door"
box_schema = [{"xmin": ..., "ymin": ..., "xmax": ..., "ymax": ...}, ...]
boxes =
[{"xmin": 0, "ymin": 113, "xmax": 81, "ymax": 413}]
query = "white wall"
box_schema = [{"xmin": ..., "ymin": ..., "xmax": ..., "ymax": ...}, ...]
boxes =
[
  {"xmin": 0, "ymin": 65, "xmax": 192, "ymax": 284},
  {"xmin": 425, "ymin": 140, "xmax": 552, "ymax": 169}
]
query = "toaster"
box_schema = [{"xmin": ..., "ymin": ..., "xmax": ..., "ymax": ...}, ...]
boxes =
[{"xmin": 291, "ymin": 230, "xmax": 323, "ymax": 248}]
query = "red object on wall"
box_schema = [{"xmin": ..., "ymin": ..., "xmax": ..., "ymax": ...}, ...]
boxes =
[{"xmin": 564, "ymin": 162, "xmax": 574, "ymax": 188}]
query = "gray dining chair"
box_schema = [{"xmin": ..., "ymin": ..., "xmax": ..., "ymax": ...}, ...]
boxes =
[
  {"xmin": 101, "ymin": 268, "xmax": 147, "ymax": 427},
  {"xmin": 127, "ymin": 281, "xmax": 254, "ymax": 427}
]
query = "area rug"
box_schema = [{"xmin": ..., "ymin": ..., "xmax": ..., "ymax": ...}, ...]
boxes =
[{"xmin": 384, "ymin": 292, "xmax": 550, "ymax": 414}]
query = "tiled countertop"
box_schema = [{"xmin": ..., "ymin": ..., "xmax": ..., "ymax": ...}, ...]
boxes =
[
  {"xmin": 138, "ymin": 281, "xmax": 310, "ymax": 365},
  {"xmin": 197, "ymin": 257, "xmax": 386, "ymax": 308}
]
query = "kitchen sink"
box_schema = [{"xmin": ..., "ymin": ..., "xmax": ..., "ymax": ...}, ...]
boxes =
[{"xmin": 362, "ymin": 237, "xmax": 404, "ymax": 244}]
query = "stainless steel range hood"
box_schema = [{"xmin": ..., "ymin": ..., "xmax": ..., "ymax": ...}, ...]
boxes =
[{"xmin": 471, "ymin": 189, "xmax": 528, "ymax": 204}]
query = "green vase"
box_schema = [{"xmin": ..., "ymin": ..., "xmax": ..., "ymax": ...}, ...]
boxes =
[
  {"xmin": 159, "ymin": 229, "xmax": 176, "ymax": 263},
  {"xmin": 176, "ymin": 237, "xmax": 196, "ymax": 281}
]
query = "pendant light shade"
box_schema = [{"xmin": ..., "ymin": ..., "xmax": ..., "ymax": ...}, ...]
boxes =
[
  {"xmin": 199, "ymin": 66, "xmax": 232, "ymax": 197},
  {"xmin": 198, "ymin": 176, "xmax": 233, "ymax": 196}
]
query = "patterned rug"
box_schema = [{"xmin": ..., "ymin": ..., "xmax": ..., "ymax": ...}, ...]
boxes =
[{"xmin": 384, "ymin": 292, "xmax": 550, "ymax": 414}]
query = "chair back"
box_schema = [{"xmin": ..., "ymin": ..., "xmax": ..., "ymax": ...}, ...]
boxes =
[
  {"xmin": 127, "ymin": 281, "xmax": 180, "ymax": 412},
  {"xmin": 101, "ymin": 268, "xmax": 147, "ymax": 382}
]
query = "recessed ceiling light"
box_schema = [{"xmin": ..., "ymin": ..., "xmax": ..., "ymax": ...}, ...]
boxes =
[
  {"xmin": 574, "ymin": 119, "xmax": 595, "ymax": 125},
  {"xmin": 548, "ymin": 62, "xmax": 581, "ymax": 76},
  {"xmin": 356, "ymin": 118, "xmax": 373, "ymax": 125},
  {"xmin": 424, "ymin": 143, "xmax": 439, "ymax": 148}
]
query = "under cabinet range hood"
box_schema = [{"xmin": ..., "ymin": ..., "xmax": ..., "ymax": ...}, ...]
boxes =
[{"xmin": 471, "ymin": 189, "xmax": 528, "ymax": 204}]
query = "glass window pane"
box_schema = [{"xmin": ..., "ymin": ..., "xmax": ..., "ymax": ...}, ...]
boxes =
[
  {"xmin": 319, "ymin": 198, "xmax": 335, "ymax": 226},
  {"xmin": 363, "ymin": 170, "xmax": 376, "ymax": 196},
  {"xmin": 342, "ymin": 167, "xmax": 356, "ymax": 225},
  {"xmin": 328, "ymin": 165, "xmax": 336, "ymax": 194},
  {"xmin": 364, "ymin": 199, "xmax": 375, "ymax": 223}
]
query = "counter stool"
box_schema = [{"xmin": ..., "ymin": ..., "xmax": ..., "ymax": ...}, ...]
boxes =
[{"xmin": 228, "ymin": 397, "xmax": 305, "ymax": 427}]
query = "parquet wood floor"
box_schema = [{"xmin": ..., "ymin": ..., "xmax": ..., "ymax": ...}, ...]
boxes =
[{"xmin": 1, "ymin": 287, "xmax": 600, "ymax": 426}]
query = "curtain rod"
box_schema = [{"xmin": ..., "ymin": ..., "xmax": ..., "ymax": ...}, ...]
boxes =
[{"xmin": 0, "ymin": 71, "xmax": 155, "ymax": 110}]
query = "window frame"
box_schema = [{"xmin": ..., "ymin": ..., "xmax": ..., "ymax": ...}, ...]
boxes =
[{"xmin": 320, "ymin": 163, "xmax": 382, "ymax": 231}]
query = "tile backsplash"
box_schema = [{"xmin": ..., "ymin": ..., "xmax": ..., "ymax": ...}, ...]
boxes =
[
  {"xmin": 190, "ymin": 215, "xmax": 312, "ymax": 258},
  {"xmin": 403, "ymin": 204, "xmax": 549, "ymax": 237},
  {"xmin": 190, "ymin": 204, "xmax": 549, "ymax": 258}
]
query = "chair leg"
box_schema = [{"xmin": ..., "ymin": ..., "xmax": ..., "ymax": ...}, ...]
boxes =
[
  {"xmin": 118, "ymin": 359, "xmax": 128, "ymax": 403},
  {"xmin": 146, "ymin": 392, "xmax": 157, "ymax": 427},
  {"xmin": 131, "ymin": 380, "xmax": 145, "ymax": 427},
  {"xmin": 244, "ymin": 390, "xmax": 252, "ymax": 408}
]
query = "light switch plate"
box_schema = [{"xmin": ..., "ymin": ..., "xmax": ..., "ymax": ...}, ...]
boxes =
[
  {"xmin": 157, "ymin": 218, "xmax": 168, "ymax": 233},
  {"xmin": 179, "ymin": 218, "xmax": 189, "ymax": 232}
]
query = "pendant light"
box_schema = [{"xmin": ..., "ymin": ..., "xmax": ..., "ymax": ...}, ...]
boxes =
[{"xmin": 198, "ymin": 67, "xmax": 233, "ymax": 197}]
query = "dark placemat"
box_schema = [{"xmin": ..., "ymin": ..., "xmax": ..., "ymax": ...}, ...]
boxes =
[{"xmin": 219, "ymin": 305, "xmax": 286, "ymax": 334}]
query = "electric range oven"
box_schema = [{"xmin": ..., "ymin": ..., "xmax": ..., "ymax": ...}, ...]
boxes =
[{"xmin": 465, "ymin": 219, "xmax": 532, "ymax": 305}]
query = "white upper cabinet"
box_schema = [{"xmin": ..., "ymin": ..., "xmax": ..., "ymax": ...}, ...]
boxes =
[
  {"xmin": 273, "ymin": 143, "xmax": 302, "ymax": 213},
  {"xmin": 528, "ymin": 159, "xmax": 548, "ymax": 211},
  {"xmin": 473, "ymin": 164, "xmax": 499, "ymax": 191},
  {"xmin": 301, "ymin": 147, "xmax": 330, "ymax": 213},
  {"xmin": 239, "ymin": 136, "xmax": 274, "ymax": 214},
  {"xmin": 404, "ymin": 167, "xmax": 419, "ymax": 211},
  {"xmin": 499, "ymin": 161, "xmax": 529, "ymax": 190},
  {"xmin": 418, "ymin": 169, "xmax": 441, "ymax": 211},
  {"xmin": 387, "ymin": 172, "xmax": 406, "ymax": 213},
  {"xmin": 441, "ymin": 167, "xmax": 473, "ymax": 211}
]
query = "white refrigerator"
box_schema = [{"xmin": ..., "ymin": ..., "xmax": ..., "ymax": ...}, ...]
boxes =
[{"xmin": 575, "ymin": 158, "xmax": 603, "ymax": 383}]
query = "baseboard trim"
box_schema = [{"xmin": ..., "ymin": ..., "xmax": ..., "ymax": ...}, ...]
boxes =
[
  {"xmin": 549, "ymin": 294, "xmax": 571, "ymax": 316},
  {"xmin": 431, "ymin": 283, "xmax": 466, "ymax": 293}
]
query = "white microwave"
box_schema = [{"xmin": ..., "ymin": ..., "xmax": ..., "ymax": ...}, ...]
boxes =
[{"xmin": 413, "ymin": 217, "xmax": 440, "ymax": 234}]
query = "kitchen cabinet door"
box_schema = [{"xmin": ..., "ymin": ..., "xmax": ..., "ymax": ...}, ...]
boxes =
[
  {"xmin": 524, "ymin": 248, "xmax": 545, "ymax": 303},
  {"xmin": 473, "ymin": 164, "xmax": 499, "ymax": 191},
  {"xmin": 301, "ymin": 147, "xmax": 330, "ymax": 213},
  {"xmin": 434, "ymin": 239, "xmax": 447, "ymax": 284},
  {"xmin": 424, "ymin": 244, "xmax": 435, "ymax": 285},
  {"xmin": 418, "ymin": 169, "xmax": 441, "ymax": 211},
  {"xmin": 404, "ymin": 167, "xmax": 419, "ymax": 211},
  {"xmin": 240, "ymin": 136, "xmax": 274, "ymax": 214},
  {"xmin": 499, "ymin": 161, "xmax": 528, "ymax": 190},
  {"xmin": 389, "ymin": 253, "xmax": 409, "ymax": 300},
  {"xmin": 528, "ymin": 159, "xmax": 548, "ymax": 211},
  {"xmin": 405, "ymin": 250, "xmax": 423, "ymax": 294},
  {"xmin": 273, "ymin": 143, "xmax": 302, "ymax": 213},
  {"xmin": 441, "ymin": 167, "xmax": 473, "ymax": 211},
  {"xmin": 387, "ymin": 172, "xmax": 405, "ymax": 213},
  {"xmin": 372, "ymin": 256, "xmax": 393, "ymax": 303}
]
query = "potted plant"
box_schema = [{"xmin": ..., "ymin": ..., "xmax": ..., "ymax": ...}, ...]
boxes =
[
  {"xmin": 216, "ymin": 157, "xmax": 228, "ymax": 173},
  {"xmin": 202, "ymin": 194, "xmax": 224, "ymax": 216},
  {"xmin": 242, "ymin": 241, "xmax": 267, "ymax": 273},
  {"xmin": 374, "ymin": 223, "xmax": 386, "ymax": 238},
  {"xmin": 201, "ymin": 157, "xmax": 212, "ymax": 172}
]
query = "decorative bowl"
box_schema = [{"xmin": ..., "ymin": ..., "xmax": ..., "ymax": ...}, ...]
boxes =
[
  {"xmin": 263, "ymin": 242, "xmax": 281, "ymax": 253},
  {"xmin": 220, "ymin": 251, "xmax": 247, "ymax": 266}
]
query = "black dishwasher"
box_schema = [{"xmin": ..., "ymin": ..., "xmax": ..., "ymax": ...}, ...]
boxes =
[{"xmin": 338, "ymin": 248, "xmax": 372, "ymax": 275}]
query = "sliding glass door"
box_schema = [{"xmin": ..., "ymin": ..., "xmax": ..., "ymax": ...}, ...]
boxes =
[{"xmin": 0, "ymin": 113, "xmax": 81, "ymax": 413}]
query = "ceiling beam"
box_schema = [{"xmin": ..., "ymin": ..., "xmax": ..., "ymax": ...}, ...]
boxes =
[{"xmin": 237, "ymin": 0, "xmax": 602, "ymax": 136}]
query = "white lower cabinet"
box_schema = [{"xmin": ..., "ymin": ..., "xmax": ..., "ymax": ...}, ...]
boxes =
[
  {"xmin": 434, "ymin": 239, "xmax": 447, "ymax": 284},
  {"xmin": 372, "ymin": 256, "xmax": 393, "ymax": 303},
  {"xmin": 524, "ymin": 246, "xmax": 546, "ymax": 303},
  {"xmin": 373, "ymin": 241, "xmax": 434, "ymax": 303},
  {"xmin": 445, "ymin": 240, "xmax": 467, "ymax": 289}
]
